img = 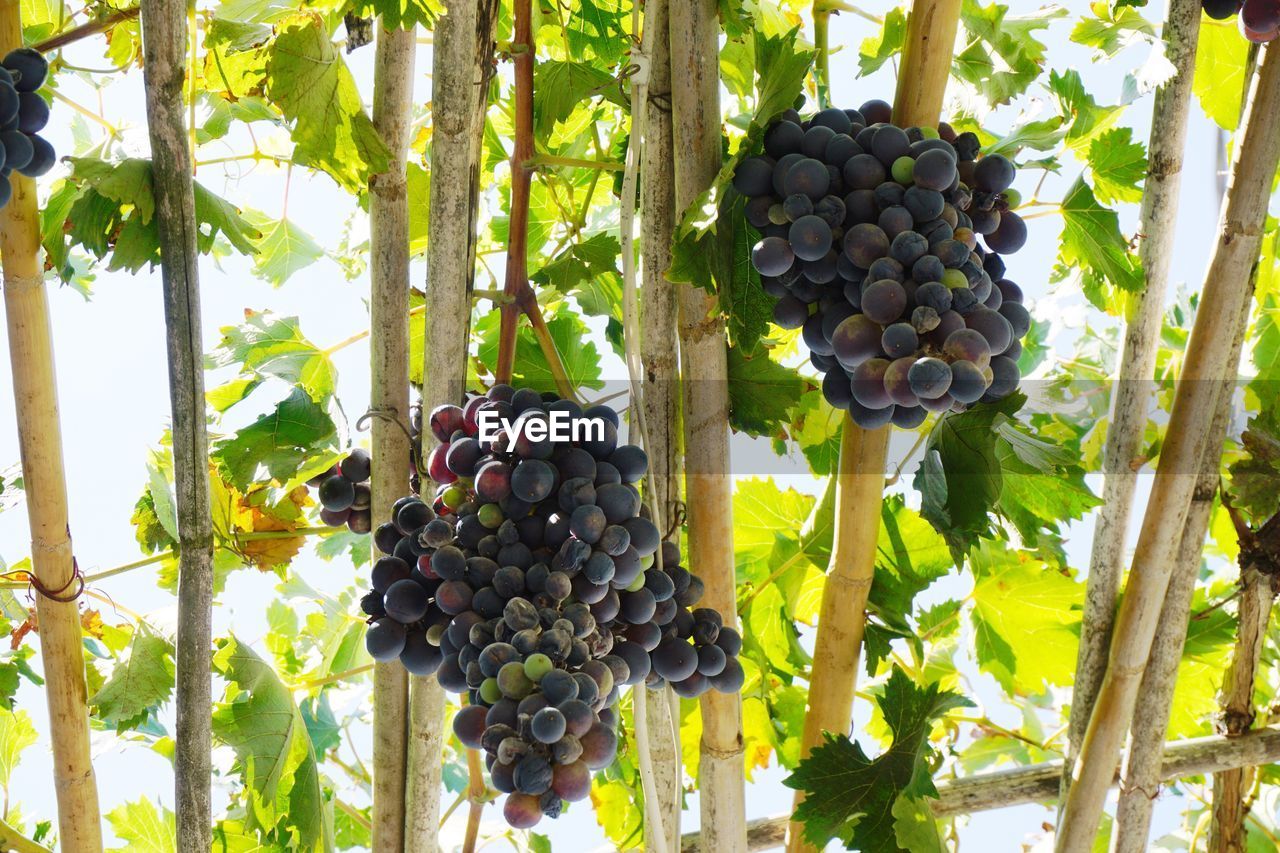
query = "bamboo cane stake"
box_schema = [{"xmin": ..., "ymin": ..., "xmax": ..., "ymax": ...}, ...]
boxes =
[
  {"xmin": 639, "ymin": 0, "xmax": 683, "ymax": 846},
  {"xmin": 1064, "ymin": 0, "xmax": 1202, "ymax": 804},
  {"xmin": 0, "ymin": 4, "xmax": 103, "ymax": 848},
  {"xmin": 406, "ymin": 2, "xmax": 498, "ymax": 847},
  {"xmin": 1056, "ymin": 44, "xmax": 1280, "ymax": 853},
  {"xmin": 138, "ymin": 1, "xmax": 215, "ymax": 847},
  {"xmin": 1207, "ymin": 504, "xmax": 1280, "ymax": 852},
  {"xmin": 669, "ymin": 0, "xmax": 745, "ymax": 848},
  {"xmin": 368, "ymin": 20, "xmax": 416, "ymax": 853},
  {"xmin": 680, "ymin": 725, "xmax": 1280, "ymax": 853},
  {"xmin": 1110, "ymin": 284, "xmax": 1251, "ymax": 853},
  {"xmin": 1111, "ymin": 41, "xmax": 1259, "ymax": 853},
  {"xmin": 785, "ymin": 2, "xmax": 961, "ymax": 850}
]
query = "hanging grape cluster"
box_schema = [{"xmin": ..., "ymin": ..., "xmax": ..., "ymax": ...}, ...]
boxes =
[
  {"xmin": 1204, "ymin": 0, "xmax": 1279, "ymax": 42},
  {"xmin": 357, "ymin": 385, "xmax": 744, "ymax": 829},
  {"xmin": 0, "ymin": 47, "xmax": 56, "ymax": 206},
  {"xmin": 733, "ymin": 100, "xmax": 1030, "ymax": 428},
  {"xmin": 309, "ymin": 448, "xmax": 374, "ymax": 534}
]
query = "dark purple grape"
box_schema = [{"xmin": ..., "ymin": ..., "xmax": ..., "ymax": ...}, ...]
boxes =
[
  {"xmin": 801, "ymin": 124, "xmax": 836, "ymax": 159},
  {"xmin": 870, "ymin": 124, "xmax": 910, "ymax": 166},
  {"xmin": 3, "ymin": 49, "xmax": 46, "ymax": 92},
  {"xmin": 765, "ymin": 120, "xmax": 804, "ymax": 158},
  {"xmin": 751, "ymin": 236, "xmax": 795, "ymax": 277},
  {"xmin": 878, "ymin": 206, "xmax": 915, "ymax": 240},
  {"xmin": 973, "ymin": 154, "xmax": 1015, "ymax": 193},
  {"xmin": 963, "ymin": 308, "xmax": 1013, "ymax": 357},
  {"xmin": 985, "ymin": 356, "xmax": 1021, "ymax": 399},
  {"xmin": 783, "ymin": 157, "xmax": 830, "ymax": 199},
  {"xmin": 552, "ymin": 760, "xmax": 592, "ymax": 802},
  {"xmin": 843, "ymin": 153, "xmax": 886, "ymax": 191},
  {"xmin": 580, "ymin": 721, "xmax": 618, "ymax": 770},
  {"xmin": 851, "ymin": 358, "xmax": 892, "ymax": 410},
  {"xmin": 384, "ymin": 579, "xmax": 429, "ymax": 623},
  {"xmin": 802, "ymin": 312, "xmax": 835, "ymax": 357},
  {"xmin": 843, "ymin": 223, "xmax": 889, "ymax": 268},
  {"xmin": 821, "ymin": 368, "xmax": 853, "ymax": 410},
  {"xmin": 503, "ymin": 793, "xmax": 543, "ymax": 829},
  {"xmin": 999, "ymin": 301, "xmax": 1031, "ymax": 339},
  {"xmin": 733, "ymin": 155, "xmax": 775, "ymax": 196},
  {"xmin": 831, "ymin": 314, "xmax": 883, "ymax": 369},
  {"xmin": 811, "ymin": 107, "xmax": 854, "ymax": 134},
  {"xmin": 948, "ymin": 360, "xmax": 990, "ymax": 404},
  {"xmin": 881, "ymin": 323, "xmax": 919, "ymax": 358},
  {"xmin": 874, "ymin": 181, "xmax": 905, "ymax": 209},
  {"xmin": 916, "ymin": 281, "xmax": 952, "ymax": 312},
  {"xmin": 912, "ymin": 148, "xmax": 957, "ymax": 191},
  {"xmin": 861, "ymin": 279, "xmax": 907, "ymax": 325},
  {"xmin": 891, "ymin": 405, "xmax": 927, "ymax": 429},
  {"xmin": 366, "ymin": 618, "xmax": 407, "ymax": 661},
  {"xmin": 790, "ymin": 215, "xmax": 833, "ymax": 261},
  {"xmin": 985, "ymin": 211, "xmax": 1027, "ymax": 253},
  {"xmin": 319, "ymin": 475, "xmax": 356, "ymax": 511},
  {"xmin": 908, "ymin": 357, "xmax": 953, "ymax": 399},
  {"xmin": 400, "ymin": 632, "xmax": 443, "ymax": 675},
  {"xmin": 849, "ymin": 399, "xmax": 895, "ymax": 429},
  {"xmin": 652, "ymin": 637, "xmax": 698, "ymax": 681},
  {"xmin": 944, "ymin": 327, "xmax": 994, "ymax": 368},
  {"xmin": 889, "ymin": 231, "xmax": 928, "ymax": 267},
  {"xmin": 1204, "ymin": 0, "xmax": 1244, "ymax": 17},
  {"xmin": 904, "ymin": 186, "xmax": 945, "ymax": 221},
  {"xmin": 824, "ymin": 133, "xmax": 860, "ymax": 166},
  {"xmin": 844, "ymin": 188, "xmax": 878, "ymax": 224}
]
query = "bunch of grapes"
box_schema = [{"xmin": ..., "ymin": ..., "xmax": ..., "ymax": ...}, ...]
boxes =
[
  {"xmin": 308, "ymin": 448, "xmax": 373, "ymax": 533},
  {"xmin": 1203, "ymin": 0, "xmax": 1279, "ymax": 42},
  {"xmin": 733, "ymin": 100, "xmax": 1030, "ymax": 428},
  {"xmin": 0, "ymin": 47, "xmax": 56, "ymax": 206},
  {"xmin": 359, "ymin": 384, "xmax": 744, "ymax": 828}
]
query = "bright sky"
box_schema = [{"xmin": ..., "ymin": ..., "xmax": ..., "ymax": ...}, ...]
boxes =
[{"xmin": 0, "ymin": 0, "xmax": 1244, "ymax": 849}]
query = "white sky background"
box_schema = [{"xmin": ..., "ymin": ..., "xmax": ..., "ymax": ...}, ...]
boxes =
[{"xmin": 0, "ymin": 0, "xmax": 1242, "ymax": 849}]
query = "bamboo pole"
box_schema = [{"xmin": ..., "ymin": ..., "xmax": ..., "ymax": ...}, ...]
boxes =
[
  {"xmin": 1110, "ymin": 282, "xmax": 1251, "ymax": 853},
  {"xmin": 368, "ymin": 20, "xmax": 416, "ymax": 853},
  {"xmin": 1207, "ymin": 506, "xmax": 1280, "ymax": 852},
  {"xmin": 0, "ymin": 3, "xmax": 103, "ymax": 848},
  {"xmin": 639, "ymin": 0, "xmax": 683, "ymax": 846},
  {"xmin": 785, "ymin": 2, "xmax": 961, "ymax": 849},
  {"xmin": 139, "ymin": 1, "xmax": 215, "ymax": 847},
  {"xmin": 1056, "ymin": 44, "xmax": 1280, "ymax": 853},
  {"xmin": 1064, "ymin": 0, "xmax": 1202, "ymax": 804},
  {"xmin": 407, "ymin": 1, "xmax": 496, "ymax": 845},
  {"xmin": 406, "ymin": 1, "xmax": 498, "ymax": 847},
  {"xmin": 669, "ymin": 0, "xmax": 745, "ymax": 848},
  {"xmin": 680, "ymin": 725, "xmax": 1280, "ymax": 853}
]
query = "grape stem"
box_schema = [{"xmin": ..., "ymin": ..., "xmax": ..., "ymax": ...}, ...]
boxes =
[
  {"xmin": 813, "ymin": 0, "xmax": 882, "ymax": 24},
  {"xmin": 812, "ymin": 1, "xmax": 831, "ymax": 109},
  {"xmin": 527, "ymin": 153, "xmax": 625, "ymax": 172},
  {"xmin": 33, "ymin": 6, "xmax": 138, "ymax": 53},
  {"xmin": 461, "ymin": 745, "xmax": 487, "ymax": 853},
  {"xmin": 494, "ymin": 0, "xmax": 577, "ymax": 400}
]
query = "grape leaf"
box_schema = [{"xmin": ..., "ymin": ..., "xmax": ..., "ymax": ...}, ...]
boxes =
[
  {"xmin": 784, "ymin": 668, "xmax": 971, "ymax": 850},
  {"xmin": 1087, "ymin": 127, "xmax": 1147, "ymax": 205},
  {"xmin": 208, "ymin": 310, "xmax": 337, "ymax": 406},
  {"xmin": 1070, "ymin": 2, "xmax": 1155, "ymax": 58},
  {"xmin": 1193, "ymin": 18, "xmax": 1251, "ymax": 131},
  {"xmin": 106, "ymin": 799, "xmax": 175, "ymax": 853},
  {"xmin": 212, "ymin": 388, "xmax": 339, "ymax": 489},
  {"xmin": 213, "ymin": 636, "xmax": 332, "ymax": 849},
  {"xmin": 870, "ymin": 497, "xmax": 954, "ymax": 631},
  {"xmin": 1047, "ymin": 69, "xmax": 1126, "ymax": 150},
  {"xmin": 858, "ymin": 6, "xmax": 908, "ymax": 76},
  {"xmin": 90, "ymin": 627, "xmax": 176, "ymax": 733},
  {"xmin": 954, "ymin": 1, "xmax": 1065, "ymax": 107},
  {"xmin": 264, "ymin": 13, "xmax": 392, "ymax": 192},
  {"xmin": 249, "ymin": 216, "xmax": 325, "ymax": 287},
  {"xmin": 531, "ymin": 232, "xmax": 624, "ymax": 341},
  {"xmin": 969, "ymin": 543, "xmax": 1083, "ymax": 696},
  {"xmin": 1058, "ymin": 175, "xmax": 1142, "ymax": 301},
  {"xmin": 0, "ymin": 705, "xmax": 37, "ymax": 789},
  {"xmin": 534, "ymin": 61, "xmax": 628, "ymax": 136},
  {"xmin": 1229, "ymin": 408, "xmax": 1280, "ymax": 524},
  {"xmin": 474, "ymin": 309, "xmax": 604, "ymax": 392},
  {"xmin": 727, "ymin": 345, "xmax": 807, "ymax": 438},
  {"xmin": 350, "ymin": 0, "xmax": 438, "ymax": 31}
]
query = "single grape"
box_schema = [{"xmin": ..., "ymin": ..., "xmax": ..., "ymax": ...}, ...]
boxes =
[
  {"xmin": 848, "ymin": 399, "xmax": 895, "ymax": 429},
  {"xmin": 891, "ymin": 405, "xmax": 927, "ymax": 429},
  {"xmin": 2, "ymin": 49, "xmax": 47, "ymax": 93},
  {"xmin": 948, "ymin": 360, "xmax": 990, "ymax": 404},
  {"xmin": 789, "ymin": 215, "xmax": 833, "ymax": 261},
  {"xmin": 943, "ymin": 327, "xmax": 994, "ymax": 368},
  {"xmin": 904, "ymin": 186, "xmax": 945, "ymax": 221},
  {"xmin": 552, "ymin": 760, "xmax": 592, "ymax": 802},
  {"xmin": 963, "ymin": 308, "xmax": 1013, "ymax": 356},
  {"xmin": 889, "ymin": 231, "xmax": 928, "ymax": 267},
  {"xmin": 867, "ymin": 256, "xmax": 905, "ymax": 283},
  {"xmin": 733, "ymin": 155, "xmax": 775, "ymax": 196},
  {"xmin": 842, "ymin": 153, "xmax": 887, "ymax": 191},
  {"xmin": 884, "ymin": 356, "xmax": 920, "ymax": 406},
  {"xmin": 851, "ymin": 358, "xmax": 892, "ymax": 410},
  {"xmin": 831, "ymin": 313, "xmax": 885, "ymax": 369},
  {"xmin": 908, "ymin": 357, "xmax": 953, "ymax": 399},
  {"xmin": 985, "ymin": 211, "xmax": 1027, "ymax": 253},
  {"xmin": 985, "ymin": 355, "xmax": 1021, "ymax": 399},
  {"xmin": 764, "ymin": 120, "xmax": 805, "ymax": 158},
  {"xmin": 366, "ymin": 618, "xmax": 407, "ymax": 661},
  {"xmin": 783, "ymin": 157, "xmax": 830, "ymax": 199},
  {"xmin": 1203, "ymin": 0, "xmax": 1244, "ymax": 18},
  {"xmin": 871, "ymin": 124, "xmax": 910, "ymax": 166},
  {"xmin": 861, "ymin": 279, "xmax": 907, "ymax": 325},
  {"xmin": 384, "ymin": 579, "xmax": 429, "ymax": 623},
  {"xmin": 890, "ymin": 155, "xmax": 916, "ymax": 185},
  {"xmin": 822, "ymin": 367, "xmax": 853, "ymax": 410},
  {"xmin": 751, "ymin": 235, "xmax": 795, "ymax": 277},
  {"xmin": 912, "ymin": 148, "xmax": 958, "ymax": 191},
  {"xmin": 881, "ymin": 323, "xmax": 919, "ymax": 359}
]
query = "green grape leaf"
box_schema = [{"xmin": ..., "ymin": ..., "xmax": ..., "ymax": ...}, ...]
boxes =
[
  {"xmin": 859, "ymin": 6, "xmax": 908, "ymax": 76},
  {"xmin": 212, "ymin": 388, "xmax": 339, "ymax": 489},
  {"xmin": 1087, "ymin": 127, "xmax": 1147, "ymax": 205},
  {"xmin": 90, "ymin": 627, "xmax": 176, "ymax": 733},
  {"xmin": 264, "ymin": 13, "xmax": 392, "ymax": 192},
  {"xmin": 247, "ymin": 216, "xmax": 325, "ymax": 287},
  {"xmin": 1058, "ymin": 175, "xmax": 1143, "ymax": 304},
  {"xmin": 969, "ymin": 543, "xmax": 1084, "ymax": 696},
  {"xmin": 727, "ymin": 345, "xmax": 808, "ymax": 438},
  {"xmin": 1193, "ymin": 18, "xmax": 1251, "ymax": 131},
  {"xmin": 784, "ymin": 668, "xmax": 971, "ymax": 850},
  {"xmin": 1069, "ymin": 1, "xmax": 1155, "ymax": 58},
  {"xmin": 213, "ymin": 635, "xmax": 332, "ymax": 849},
  {"xmin": 1047, "ymin": 69, "xmax": 1126, "ymax": 151},
  {"xmin": 531, "ymin": 232, "xmax": 624, "ymax": 339},
  {"xmin": 1229, "ymin": 408, "xmax": 1280, "ymax": 524},
  {"xmin": 534, "ymin": 61, "xmax": 628, "ymax": 136},
  {"xmin": 407, "ymin": 161, "xmax": 430, "ymax": 256},
  {"xmin": 208, "ymin": 310, "xmax": 337, "ymax": 406},
  {"xmin": 106, "ymin": 799, "xmax": 176, "ymax": 853},
  {"xmin": 0, "ymin": 705, "xmax": 37, "ymax": 789},
  {"xmin": 913, "ymin": 392, "xmax": 1099, "ymax": 558},
  {"xmin": 954, "ymin": 1, "xmax": 1065, "ymax": 107},
  {"xmin": 474, "ymin": 308, "xmax": 604, "ymax": 393},
  {"xmin": 870, "ymin": 497, "xmax": 954, "ymax": 631}
]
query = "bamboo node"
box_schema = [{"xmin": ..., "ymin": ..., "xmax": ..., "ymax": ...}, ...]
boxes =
[
  {"xmin": 0, "ymin": 556, "xmax": 85, "ymax": 603},
  {"xmin": 1, "ymin": 273, "xmax": 45, "ymax": 293},
  {"xmin": 699, "ymin": 737, "xmax": 744, "ymax": 760}
]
